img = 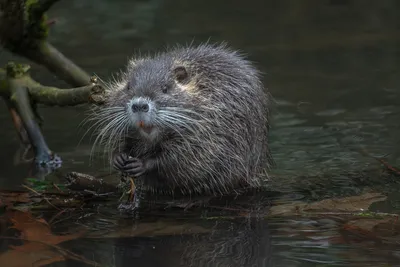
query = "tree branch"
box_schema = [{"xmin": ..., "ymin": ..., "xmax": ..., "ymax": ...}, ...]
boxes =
[
  {"xmin": 0, "ymin": 0, "xmax": 105, "ymax": 176},
  {"xmin": 0, "ymin": 64, "xmax": 105, "ymax": 106},
  {"xmin": 1, "ymin": 62, "xmax": 104, "ymax": 177},
  {"xmin": 10, "ymin": 82, "xmax": 54, "ymax": 164},
  {"xmin": 26, "ymin": 41, "xmax": 92, "ymax": 87},
  {"xmin": 0, "ymin": 0, "xmax": 92, "ymax": 87},
  {"xmin": 30, "ymin": 83, "xmax": 105, "ymax": 106},
  {"xmin": 4, "ymin": 99, "xmax": 33, "ymax": 164}
]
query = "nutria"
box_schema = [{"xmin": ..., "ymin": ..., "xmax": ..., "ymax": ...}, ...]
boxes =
[{"xmin": 90, "ymin": 43, "xmax": 273, "ymax": 196}]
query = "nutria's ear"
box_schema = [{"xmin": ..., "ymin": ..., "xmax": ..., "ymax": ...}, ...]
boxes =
[{"xmin": 173, "ymin": 66, "xmax": 189, "ymax": 84}]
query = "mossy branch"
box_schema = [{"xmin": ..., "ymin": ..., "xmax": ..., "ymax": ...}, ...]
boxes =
[
  {"xmin": 0, "ymin": 0, "xmax": 108, "ymax": 176},
  {"xmin": 0, "ymin": 63, "xmax": 105, "ymax": 106},
  {"xmin": 0, "ymin": 0, "xmax": 92, "ymax": 87},
  {"xmin": 28, "ymin": 41, "xmax": 92, "ymax": 87},
  {"xmin": 9, "ymin": 81, "xmax": 53, "ymax": 164},
  {"xmin": 0, "ymin": 62, "xmax": 104, "ymax": 175},
  {"xmin": 29, "ymin": 82, "xmax": 105, "ymax": 106}
]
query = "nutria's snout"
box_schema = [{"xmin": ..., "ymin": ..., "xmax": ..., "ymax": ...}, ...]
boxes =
[
  {"xmin": 127, "ymin": 97, "xmax": 158, "ymax": 140},
  {"xmin": 131, "ymin": 100, "xmax": 150, "ymax": 113}
]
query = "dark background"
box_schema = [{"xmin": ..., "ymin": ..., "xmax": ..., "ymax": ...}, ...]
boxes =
[
  {"xmin": 0, "ymin": 1, "xmax": 400, "ymax": 265},
  {"xmin": 1, "ymin": 0, "xmax": 399, "ymax": 188}
]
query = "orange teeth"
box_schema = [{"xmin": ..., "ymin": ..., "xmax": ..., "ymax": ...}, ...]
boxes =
[{"xmin": 139, "ymin": 121, "xmax": 145, "ymax": 128}]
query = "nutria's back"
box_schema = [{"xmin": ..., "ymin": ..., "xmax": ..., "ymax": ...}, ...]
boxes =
[{"xmin": 90, "ymin": 43, "xmax": 273, "ymax": 195}]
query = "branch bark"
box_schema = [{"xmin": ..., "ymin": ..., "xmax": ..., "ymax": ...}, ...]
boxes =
[
  {"xmin": 0, "ymin": 64, "xmax": 106, "ymax": 106},
  {"xmin": 0, "ymin": 0, "xmax": 106, "ymax": 177},
  {"xmin": 0, "ymin": 62, "xmax": 105, "ymax": 176},
  {"xmin": 64, "ymin": 172, "xmax": 118, "ymax": 195},
  {"xmin": 25, "ymin": 41, "xmax": 92, "ymax": 87},
  {"xmin": 4, "ymin": 99, "xmax": 33, "ymax": 164},
  {"xmin": 10, "ymin": 82, "xmax": 55, "ymax": 165},
  {"xmin": 0, "ymin": 0, "xmax": 93, "ymax": 87}
]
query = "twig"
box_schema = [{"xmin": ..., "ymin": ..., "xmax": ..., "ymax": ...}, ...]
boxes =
[
  {"xmin": 128, "ymin": 178, "xmax": 136, "ymax": 202},
  {"xmin": 47, "ymin": 208, "xmax": 69, "ymax": 225},
  {"xmin": 51, "ymin": 183, "xmax": 62, "ymax": 193},
  {"xmin": 333, "ymin": 127, "xmax": 400, "ymax": 176},
  {"xmin": 64, "ymin": 172, "xmax": 118, "ymax": 194},
  {"xmin": 356, "ymin": 146, "xmax": 400, "ymax": 176},
  {"xmin": 376, "ymin": 158, "xmax": 400, "ymax": 176},
  {"xmin": 21, "ymin": 184, "xmax": 61, "ymax": 211}
]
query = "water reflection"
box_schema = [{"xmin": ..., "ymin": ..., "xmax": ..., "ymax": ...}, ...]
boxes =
[
  {"xmin": 51, "ymin": 216, "xmax": 272, "ymax": 267},
  {"xmin": 0, "ymin": 0, "xmax": 400, "ymax": 266}
]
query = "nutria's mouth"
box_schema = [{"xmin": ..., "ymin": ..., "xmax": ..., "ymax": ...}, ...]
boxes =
[
  {"xmin": 138, "ymin": 121, "xmax": 155, "ymax": 135},
  {"xmin": 141, "ymin": 125, "xmax": 154, "ymax": 134}
]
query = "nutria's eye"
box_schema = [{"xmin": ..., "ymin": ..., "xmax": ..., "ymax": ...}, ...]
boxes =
[
  {"xmin": 126, "ymin": 82, "xmax": 131, "ymax": 90},
  {"xmin": 174, "ymin": 66, "xmax": 188, "ymax": 83},
  {"xmin": 162, "ymin": 84, "xmax": 170, "ymax": 94}
]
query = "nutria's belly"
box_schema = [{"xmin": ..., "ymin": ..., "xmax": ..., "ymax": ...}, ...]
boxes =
[{"xmin": 142, "ymin": 169, "xmax": 171, "ymax": 190}]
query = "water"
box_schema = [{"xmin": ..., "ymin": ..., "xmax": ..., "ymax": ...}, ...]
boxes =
[{"xmin": 1, "ymin": 0, "xmax": 400, "ymax": 266}]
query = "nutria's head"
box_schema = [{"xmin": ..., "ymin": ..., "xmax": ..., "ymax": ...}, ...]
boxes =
[
  {"xmin": 88, "ymin": 51, "xmax": 209, "ymax": 159},
  {"xmin": 122, "ymin": 59, "xmax": 201, "ymax": 142},
  {"xmin": 114, "ymin": 57, "xmax": 205, "ymax": 143}
]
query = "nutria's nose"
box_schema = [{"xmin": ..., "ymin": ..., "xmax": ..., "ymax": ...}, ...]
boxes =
[
  {"xmin": 131, "ymin": 98, "xmax": 150, "ymax": 113},
  {"xmin": 131, "ymin": 103, "xmax": 149, "ymax": 113}
]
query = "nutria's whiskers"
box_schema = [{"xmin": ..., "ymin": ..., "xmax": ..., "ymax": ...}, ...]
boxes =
[{"xmin": 87, "ymin": 106, "xmax": 128, "ymax": 163}]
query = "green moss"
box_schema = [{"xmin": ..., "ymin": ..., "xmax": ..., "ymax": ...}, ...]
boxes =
[
  {"xmin": 24, "ymin": 0, "xmax": 50, "ymax": 41},
  {"xmin": 10, "ymin": 93, "xmax": 17, "ymax": 102},
  {"xmin": 25, "ymin": 0, "xmax": 39, "ymax": 6},
  {"xmin": 0, "ymin": 0, "xmax": 53, "ymax": 54},
  {"xmin": 355, "ymin": 211, "xmax": 384, "ymax": 219},
  {"xmin": 40, "ymin": 14, "xmax": 50, "ymax": 38},
  {"xmin": 5, "ymin": 62, "xmax": 31, "ymax": 78},
  {"xmin": 24, "ymin": 0, "xmax": 37, "ymax": 18}
]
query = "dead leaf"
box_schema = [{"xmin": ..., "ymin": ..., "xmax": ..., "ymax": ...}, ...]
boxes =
[
  {"xmin": 0, "ymin": 191, "xmax": 31, "ymax": 208},
  {"xmin": 341, "ymin": 221, "xmax": 383, "ymax": 243},
  {"xmin": 303, "ymin": 192, "xmax": 387, "ymax": 212},
  {"xmin": 269, "ymin": 192, "xmax": 387, "ymax": 216},
  {"xmin": 373, "ymin": 218, "xmax": 400, "ymax": 237},
  {"xmin": 0, "ymin": 210, "xmax": 89, "ymax": 267},
  {"xmin": 5, "ymin": 210, "xmax": 84, "ymax": 252},
  {"xmin": 0, "ymin": 248, "xmax": 67, "ymax": 267},
  {"xmin": 342, "ymin": 217, "xmax": 400, "ymax": 243}
]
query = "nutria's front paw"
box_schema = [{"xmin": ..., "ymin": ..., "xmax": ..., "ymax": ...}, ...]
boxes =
[
  {"xmin": 113, "ymin": 153, "xmax": 145, "ymax": 177},
  {"xmin": 123, "ymin": 157, "xmax": 145, "ymax": 177},
  {"xmin": 113, "ymin": 153, "xmax": 128, "ymax": 171}
]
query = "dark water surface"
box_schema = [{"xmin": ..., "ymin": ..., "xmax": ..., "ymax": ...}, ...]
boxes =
[{"xmin": 1, "ymin": 0, "xmax": 400, "ymax": 266}]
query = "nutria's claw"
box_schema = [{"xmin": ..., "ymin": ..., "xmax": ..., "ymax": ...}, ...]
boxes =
[
  {"xmin": 113, "ymin": 153, "xmax": 146, "ymax": 177},
  {"xmin": 123, "ymin": 157, "xmax": 145, "ymax": 177},
  {"xmin": 113, "ymin": 153, "xmax": 128, "ymax": 171}
]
